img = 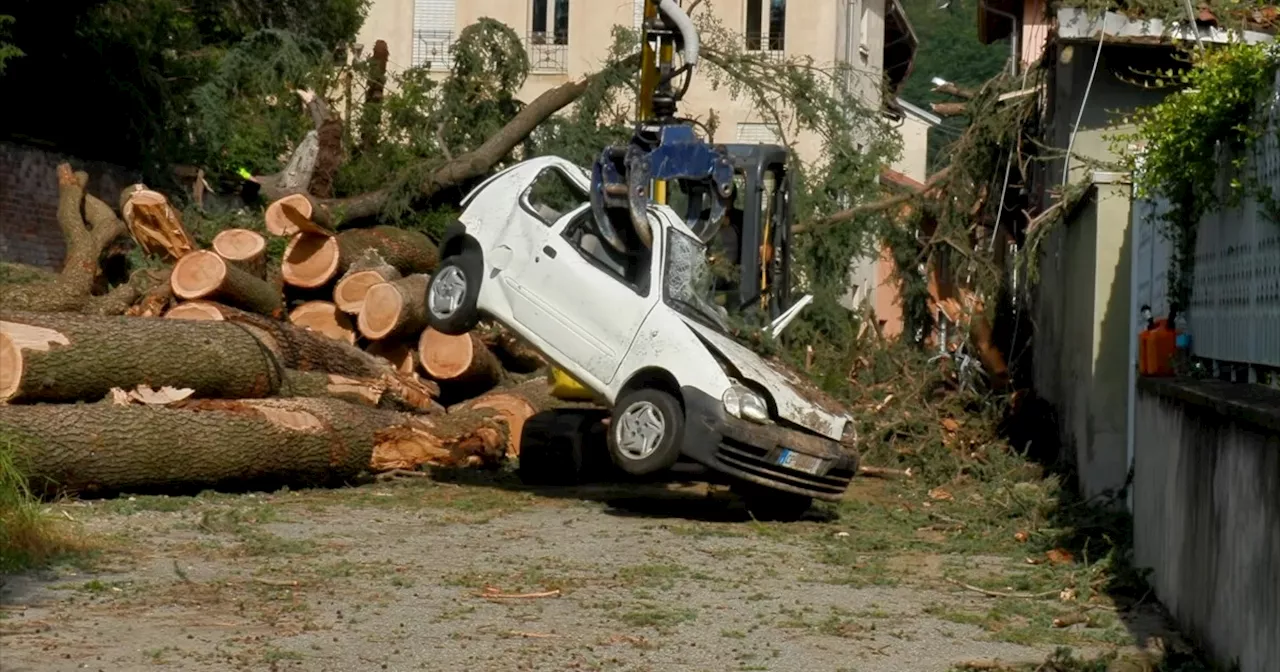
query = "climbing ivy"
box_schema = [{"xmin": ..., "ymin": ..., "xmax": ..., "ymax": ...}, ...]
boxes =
[{"xmin": 1114, "ymin": 40, "xmax": 1279, "ymax": 312}]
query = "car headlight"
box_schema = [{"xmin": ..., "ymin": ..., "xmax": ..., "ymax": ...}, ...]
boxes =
[{"xmin": 722, "ymin": 384, "xmax": 770, "ymax": 423}]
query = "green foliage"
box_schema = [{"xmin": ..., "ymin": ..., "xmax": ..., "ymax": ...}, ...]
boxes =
[
  {"xmin": 0, "ymin": 15, "xmax": 21, "ymax": 74},
  {"xmin": 0, "ymin": 0, "xmax": 369, "ymax": 179},
  {"xmin": 1114, "ymin": 40, "xmax": 1279, "ymax": 310}
]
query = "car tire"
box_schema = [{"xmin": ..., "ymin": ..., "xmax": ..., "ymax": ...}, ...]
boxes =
[
  {"xmin": 425, "ymin": 252, "xmax": 482, "ymax": 335},
  {"xmin": 607, "ymin": 389, "xmax": 684, "ymax": 476}
]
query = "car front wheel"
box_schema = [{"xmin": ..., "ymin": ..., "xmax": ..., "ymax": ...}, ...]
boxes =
[
  {"xmin": 426, "ymin": 252, "xmax": 482, "ymax": 335},
  {"xmin": 607, "ymin": 389, "xmax": 684, "ymax": 476}
]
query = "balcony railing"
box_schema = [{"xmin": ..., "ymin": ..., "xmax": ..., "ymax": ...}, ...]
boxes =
[
  {"xmin": 413, "ymin": 30, "xmax": 455, "ymax": 71},
  {"xmin": 527, "ymin": 32, "xmax": 569, "ymax": 73},
  {"xmin": 744, "ymin": 32, "xmax": 786, "ymax": 62}
]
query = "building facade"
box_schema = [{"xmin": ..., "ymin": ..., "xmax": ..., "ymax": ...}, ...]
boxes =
[{"xmin": 356, "ymin": 0, "xmax": 919, "ymax": 166}]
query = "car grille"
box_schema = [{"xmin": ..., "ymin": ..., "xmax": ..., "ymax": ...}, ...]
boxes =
[{"xmin": 715, "ymin": 436, "xmax": 853, "ymax": 497}]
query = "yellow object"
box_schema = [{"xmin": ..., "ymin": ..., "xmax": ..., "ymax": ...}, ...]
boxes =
[{"xmin": 548, "ymin": 367, "xmax": 595, "ymax": 401}]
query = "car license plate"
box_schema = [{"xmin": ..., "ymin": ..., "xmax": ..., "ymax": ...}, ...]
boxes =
[{"xmin": 777, "ymin": 449, "xmax": 824, "ymax": 475}]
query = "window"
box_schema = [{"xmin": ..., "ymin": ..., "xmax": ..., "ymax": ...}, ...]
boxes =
[
  {"xmin": 745, "ymin": 0, "xmax": 785, "ymax": 52},
  {"xmin": 561, "ymin": 208, "xmax": 652, "ymax": 295},
  {"xmin": 531, "ymin": 0, "xmax": 569, "ymax": 44},
  {"xmin": 768, "ymin": 0, "xmax": 786, "ymax": 51},
  {"xmin": 524, "ymin": 167, "xmax": 587, "ymax": 225},
  {"xmin": 412, "ymin": 0, "xmax": 457, "ymax": 70}
]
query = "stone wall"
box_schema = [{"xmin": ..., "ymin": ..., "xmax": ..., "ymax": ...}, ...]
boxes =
[
  {"xmin": 1132, "ymin": 377, "xmax": 1280, "ymax": 672},
  {"xmin": 0, "ymin": 142, "xmax": 139, "ymax": 270}
]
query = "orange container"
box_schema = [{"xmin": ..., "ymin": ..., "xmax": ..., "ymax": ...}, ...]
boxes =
[
  {"xmin": 1138, "ymin": 328, "xmax": 1153, "ymax": 375},
  {"xmin": 1145, "ymin": 318, "xmax": 1178, "ymax": 376}
]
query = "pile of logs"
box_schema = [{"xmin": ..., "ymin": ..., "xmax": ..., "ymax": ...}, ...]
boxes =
[{"xmin": 0, "ymin": 164, "xmax": 564, "ymax": 497}]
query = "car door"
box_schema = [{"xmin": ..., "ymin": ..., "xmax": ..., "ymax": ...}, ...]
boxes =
[{"xmin": 506, "ymin": 203, "xmax": 661, "ymax": 385}]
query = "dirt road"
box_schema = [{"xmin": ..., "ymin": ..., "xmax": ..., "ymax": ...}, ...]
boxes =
[{"xmin": 1, "ymin": 475, "xmax": 1174, "ymax": 671}]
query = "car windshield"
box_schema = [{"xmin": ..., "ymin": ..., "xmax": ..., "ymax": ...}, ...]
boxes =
[{"xmin": 663, "ymin": 227, "xmax": 732, "ymax": 332}]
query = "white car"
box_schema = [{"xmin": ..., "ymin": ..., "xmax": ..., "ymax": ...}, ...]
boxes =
[{"xmin": 425, "ymin": 156, "xmax": 859, "ymax": 511}]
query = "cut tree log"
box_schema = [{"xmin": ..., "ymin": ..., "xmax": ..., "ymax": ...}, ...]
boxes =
[
  {"xmin": 446, "ymin": 380, "xmax": 558, "ymax": 459},
  {"xmin": 477, "ymin": 323, "xmax": 547, "ymax": 373},
  {"xmin": 122, "ymin": 268, "xmax": 175, "ymax": 318},
  {"xmin": 120, "ymin": 188, "xmax": 197, "ymax": 260},
  {"xmin": 419, "ymin": 328, "xmax": 504, "ymax": 388},
  {"xmin": 265, "ymin": 193, "xmax": 316, "ymax": 237},
  {"xmin": 357, "ymin": 274, "xmax": 430, "ymax": 341},
  {"xmin": 0, "ymin": 165, "xmax": 126, "ymax": 312},
  {"xmin": 369, "ymin": 408, "xmax": 511, "ymax": 472},
  {"xmin": 333, "ymin": 249, "xmax": 401, "ymax": 314},
  {"xmin": 367, "ymin": 339, "xmax": 417, "ymax": 374},
  {"xmin": 164, "ymin": 301, "xmax": 226, "ymax": 321},
  {"xmin": 288, "ymin": 300, "xmax": 357, "ymax": 344},
  {"xmin": 281, "ymin": 370, "xmax": 440, "ymax": 414},
  {"xmin": 0, "ymin": 311, "xmax": 285, "ymax": 404},
  {"xmin": 211, "ymin": 228, "xmax": 268, "ymax": 278},
  {"xmin": 281, "ymin": 226, "xmax": 438, "ymax": 289},
  {"xmin": 0, "ymin": 397, "xmax": 427, "ymax": 496},
  {"xmin": 85, "ymin": 267, "xmax": 172, "ymax": 317},
  {"xmin": 164, "ymin": 301, "xmax": 440, "ymax": 401},
  {"xmin": 171, "ymin": 249, "xmax": 284, "ymax": 317}
]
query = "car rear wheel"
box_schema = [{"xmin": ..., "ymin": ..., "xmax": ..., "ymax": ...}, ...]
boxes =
[
  {"xmin": 426, "ymin": 252, "xmax": 482, "ymax": 335},
  {"xmin": 607, "ymin": 389, "xmax": 683, "ymax": 476}
]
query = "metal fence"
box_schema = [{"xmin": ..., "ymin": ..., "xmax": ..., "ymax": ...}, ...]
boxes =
[
  {"xmin": 1132, "ymin": 71, "xmax": 1280, "ymax": 379},
  {"xmin": 413, "ymin": 30, "xmax": 454, "ymax": 71}
]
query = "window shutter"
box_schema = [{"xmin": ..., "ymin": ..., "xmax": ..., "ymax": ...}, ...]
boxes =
[{"xmin": 413, "ymin": 0, "xmax": 457, "ymax": 69}]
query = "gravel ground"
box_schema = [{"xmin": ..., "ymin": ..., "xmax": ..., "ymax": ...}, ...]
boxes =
[{"xmin": 0, "ymin": 478, "xmax": 1169, "ymax": 672}]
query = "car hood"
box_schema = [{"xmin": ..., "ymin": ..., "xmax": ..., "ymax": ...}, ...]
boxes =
[{"xmin": 676, "ymin": 316, "xmax": 850, "ymax": 441}]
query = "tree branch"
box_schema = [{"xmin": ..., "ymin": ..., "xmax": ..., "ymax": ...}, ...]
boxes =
[
  {"xmin": 792, "ymin": 166, "xmax": 953, "ymax": 235},
  {"xmin": 932, "ymin": 82, "xmax": 975, "ymax": 100},
  {"xmin": 932, "ymin": 102, "xmax": 969, "ymax": 117}
]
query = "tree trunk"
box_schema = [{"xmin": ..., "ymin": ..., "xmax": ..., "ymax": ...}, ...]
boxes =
[
  {"xmin": 446, "ymin": 379, "xmax": 559, "ymax": 459},
  {"xmin": 288, "ymin": 300, "xmax": 356, "ymax": 344},
  {"xmin": 0, "ymin": 398, "xmax": 423, "ymax": 497},
  {"xmin": 171, "ymin": 250, "xmax": 284, "ymax": 317},
  {"xmin": 0, "ymin": 311, "xmax": 284, "ymax": 404},
  {"xmin": 211, "ymin": 228, "xmax": 268, "ymax": 278},
  {"xmin": 357, "ymin": 274, "xmax": 430, "ymax": 340},
  {"xmin": 171, "ymin": 301, "xmax": 440, "ymax": 401},
  {"xmin": 0, "ymin": 164, "xmax": 126, "ymax": 312},
  {"xmin": 281, "ymin": 226, "xmax": 436, "ymax": 290},
  {"xmin": 419, "ymin": 328, "xmax": 504, "ymax": 388},
  {"xmin": 477, "ymin": 322, "xmax": 547, "ymax": 373},
  {"xmin": 311, "ymin": 116, "xmax": 343, "ymax": 199},
  {"xmin": 359, "ymin": 40, "xmax": 389, "ymax": 153},
  {"xmin": 333, "ymin": 249, "xmax": 401, "ymax": 314},
  {"xmin": 281, "ymin": 370, "xmax": 440, "ymax": 414}
]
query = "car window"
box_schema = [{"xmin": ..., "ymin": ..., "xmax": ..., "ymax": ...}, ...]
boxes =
[
  {"xmin": 524, "ymin": 167, "xmax": 587, "ymax": 226},
  {"xmin": 560, "ymin": 207, "xmax": 652, "ymax": 296}
]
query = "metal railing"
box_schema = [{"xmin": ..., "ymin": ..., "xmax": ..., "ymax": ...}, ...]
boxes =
[
  {"xmin": 413, "ymin": 30, "xmax": 455, "ymax": 71},
  {"xmin": 527, "ymin": 32, "xmax": 569, "ymax": 73},
  {"xmin": 744, "ymin": 31, "xmax": 786, "ymax": 61}
]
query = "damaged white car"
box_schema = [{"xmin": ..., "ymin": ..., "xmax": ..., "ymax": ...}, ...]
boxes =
[{"xmin": 425, "ymin": 156, "xmax": 859, "ymax": 512}]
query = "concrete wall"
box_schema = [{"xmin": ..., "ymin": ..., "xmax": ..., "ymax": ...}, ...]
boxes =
[
  {"xmin": 0, "ymin": 142, "xmax": 139, "ymax": 271},
  {"xmin": 1132, "ymin": 378, "xmax": 1280, "ymax": 672},
  {"xmin": 1033, "ymin": 179, "xmax": 1134, "ymax": 498},
  {"xmin": 889, "ymin": 110, "xmax": 930, "ymax": 183}
]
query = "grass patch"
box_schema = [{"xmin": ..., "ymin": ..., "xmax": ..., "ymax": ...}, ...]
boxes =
[
  {"xmin": 617, "ymin": 604, "xmax": 697, "ymax": 630},
  {"xmin": 0, "ymin": 435, "xmax": 87, "ymax": 573}
]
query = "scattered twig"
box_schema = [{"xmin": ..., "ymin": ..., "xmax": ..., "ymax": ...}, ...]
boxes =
[
  {"xmin": 858, "ymin": 465, "xmax": 913, "ymax": 479},
  {"xmin": 508, "ymin": 631, "xmax": 559, "ymax": 638},
  {"xmin": 477, "ymin": 588, "xmax": 561, "ymax": 600},
  {"xmin": 0, "ymin": 605, "xmax": 28, "ymax": 612},
  {"xmin": 1052, "ymin": 612, "xmax": 1089, "ymax": 628},
  {"xmin": 946, "ymin": 577, "xmax": 1060, "ymax": 599},
  {"xmin": 953, "ymin": 659, "xmax": 1022, "ymax": 671}
]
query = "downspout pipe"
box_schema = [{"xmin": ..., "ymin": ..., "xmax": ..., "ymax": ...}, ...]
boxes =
[{"xmin": 985, "ymin": 4, "xmax": 1020, "ymax": 77}]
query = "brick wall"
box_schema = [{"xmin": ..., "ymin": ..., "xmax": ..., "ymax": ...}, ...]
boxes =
[{"xmin": 0, "ymin": 142, "xmax": 140, "ymax": 270}]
